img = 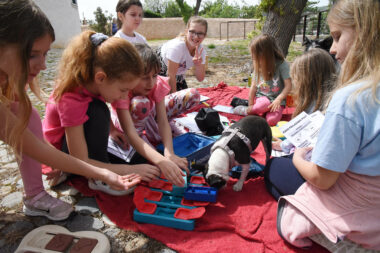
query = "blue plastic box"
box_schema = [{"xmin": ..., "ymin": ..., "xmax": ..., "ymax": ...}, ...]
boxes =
[
  {"xmin": 133, "ymin": 208, "xmax": 195, "ymax": 231},
  {"xmin": 157, "ymin": 133, "xmax": 215, "ymax": 172},
  {"xmin": 133, "ymin": 189, "xmax": 198, "ymax": 230},
  {"xmin": 184, "ymin": 186, "xmax": 218, "ymax": 203}
]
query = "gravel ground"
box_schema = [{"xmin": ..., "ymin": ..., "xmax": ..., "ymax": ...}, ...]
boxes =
[{"xmin": 0, "ymin": 38, "xmax": 252, "ymax": 253}]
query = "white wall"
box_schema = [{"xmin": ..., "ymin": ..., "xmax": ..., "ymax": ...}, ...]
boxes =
[{"xmin": 34, "ymin": 0, "xmax": 81, "ymax": 48}]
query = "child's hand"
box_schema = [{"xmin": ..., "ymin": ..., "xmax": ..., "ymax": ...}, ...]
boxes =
[
  {"xmin": 293, "ymin": 147, "xmax": 313, "ymax": 160},
  {"xmin": 128, "ymin": 164, "xmax": 161, "ymax": 182},
  {"xmin": 268, "ymin": 98, "xmax": 282, "ymax": 112},
  {"xmin": 192, "ymin": 45, "xmax": 203, "ymax": 66},
  {"xmin": 110, "ymin": 127, "xmax": 129, "ymax": 150},
  {"xmin": 272, "ymin": 137, "xmax": 283, "ymax": 151},
  {"xmin": 157, "ymin": 159, "xmax": 186, "ymax": 187},
  {"xmin": 167, "ymin": 153, "xmax": 189, "ymax": 173},
  {"xmin": 104, "ymin": 172, "xmax": 141, "ymax": 191}
]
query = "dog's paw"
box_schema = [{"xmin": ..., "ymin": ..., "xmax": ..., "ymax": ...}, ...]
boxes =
[{"xmin": 233, "ymin": 182, "xmax": 243, "ymax": 191}]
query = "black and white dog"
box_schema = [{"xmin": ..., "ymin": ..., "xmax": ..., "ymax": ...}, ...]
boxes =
[{"xmin": 204, "ymin": 115, "xmax": 272, "ymax": 191}]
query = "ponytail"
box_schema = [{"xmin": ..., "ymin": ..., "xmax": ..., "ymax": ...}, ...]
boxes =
[{"xmin": 54, "ymin": 30, "xmax": 143, "ymax": 101}]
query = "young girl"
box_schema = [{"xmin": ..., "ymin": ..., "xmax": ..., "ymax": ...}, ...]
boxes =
[
  {"xmin": 233, "ymin": 34, "xmax": 292, "ymax": 127},
  {"xmin": 271, "ymin": 48, "xmax": 337, "ymax": 153},
  {"xmin": 43, "ymin": 30, "xmax": 160, "ymax": 195},
  {"xmin": 114, "ymin": 0, "xmax": 147, "ymax": 44},
  {"xmin": 158, "ymin": 16, "xmax": 207, "ymax": 92},
  {"xmin": 0, "ymin": 0, "xmax": 140, "ymax": 221},
  {"xmin": 265, "ymin": 48, "xmax": 337, "ymax": 200},
  {"xmin": 277, "ymin": 0, "xmax": 380, "ymax": 249},
  {"xmin": 111, "ymin": 44, "xmax": 200, "ymax": 186}
]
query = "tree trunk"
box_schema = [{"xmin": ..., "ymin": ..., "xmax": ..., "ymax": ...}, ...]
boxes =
[
  {"xmin": 262, "ymin": 0, "xmax": 307, "ymax": 56},
  {"xmin": 194, "ymin": 0, "xmax": 202, "ymax": 16}
]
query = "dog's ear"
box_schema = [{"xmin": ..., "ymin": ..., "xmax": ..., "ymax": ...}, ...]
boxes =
[
  {"xmin": 302, "ymin": 36, "xmax": 311, "ymax": 47},
  {"xmin": 206, "ymin": 175, "xmax": 226, "ymax": 189},
  {"xmin": 191, "ymin": 162, "xmax": 206, "ymax": 172},
  {"xmin": 319, "ymin": 36, "xmax": 333, "ymax": 51}
]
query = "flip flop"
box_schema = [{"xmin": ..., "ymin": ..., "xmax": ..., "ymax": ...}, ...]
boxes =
[{"xmin": 15, "ymin": 225, "xmax": 110, "ymax": 253}]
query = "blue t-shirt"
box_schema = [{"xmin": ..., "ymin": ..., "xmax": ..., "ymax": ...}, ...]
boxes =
[{"xmin": 311, "ymin": 81, "xmax": 380, "ymax": 176}]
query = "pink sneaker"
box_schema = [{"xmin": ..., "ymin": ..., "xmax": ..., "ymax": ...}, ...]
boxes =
[{"xmin": 23, "ymin": 191, "xmax": 73, "ymax": 221}]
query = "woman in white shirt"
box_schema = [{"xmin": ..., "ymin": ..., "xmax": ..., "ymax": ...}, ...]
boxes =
[{"xmin": 157, "ymin": 16, "xmax": 207, "ymax": 92}]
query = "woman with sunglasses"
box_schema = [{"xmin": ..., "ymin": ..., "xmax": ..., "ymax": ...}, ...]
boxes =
[{"xmin": 157, "ymin": 16, "xmax": 208, "ymax": 92}]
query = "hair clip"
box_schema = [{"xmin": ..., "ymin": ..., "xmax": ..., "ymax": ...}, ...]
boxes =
[{"xmin": 90, "ymin": 33, "xmax": 109, "ymax": 47}]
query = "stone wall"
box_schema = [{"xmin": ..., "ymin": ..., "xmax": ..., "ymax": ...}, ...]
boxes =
[{"xmin": 135, "ymin": 18, "xmax": 259, "ymax": 40}]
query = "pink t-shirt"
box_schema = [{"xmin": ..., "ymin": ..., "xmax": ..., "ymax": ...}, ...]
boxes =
[
  {"xmin": 43, "ymin": 87, "xmax": 105, "ymax": 150},
  {"xmin": 111, "ymin": 76, "xmax": 170, "ymax": 111}
]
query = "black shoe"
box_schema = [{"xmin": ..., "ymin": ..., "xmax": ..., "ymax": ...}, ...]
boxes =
[{"xmin": 230, "ymin": 97, "xmax": 248, "ymax": 107}]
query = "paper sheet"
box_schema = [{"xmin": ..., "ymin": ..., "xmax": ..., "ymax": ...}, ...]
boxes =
[
  {"xmin": 279, "ymin": 111, "xmax": 324, "ymax": 160},
  {"xmin": 107, "ymin": 137, "xmax": 136, "ymax": 162},
  {"xmin": 212, "ymin": 105, "xmax": 234, "ymax": 114}
]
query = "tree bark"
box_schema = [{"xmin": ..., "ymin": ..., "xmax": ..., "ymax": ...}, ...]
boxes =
[
  {"xmin": 194, "ymin": 0, "xmax": 202, "ymax": 16},
  {"xmin": 262, "ymin": 0, "xmax": 307, "ymax": 56}
]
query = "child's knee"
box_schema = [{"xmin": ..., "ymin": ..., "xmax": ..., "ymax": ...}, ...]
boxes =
[
  {"xmin": 266, "ymin": 116, "xmax": 280, "ymax": 126},
  {"xmin": 277, "ymin": 201, "xmax": 315, "ymax": 248},
  {"xmin": 266, "ymin": 108, "xmax": 284, "ymax": 126},
  {"xmin": 130, "ymin": 96, "xmax": 151, "ymax": 121},
  {"xmin": 182, "ymin": 88, "xmax": 200, "ymax": 106}
]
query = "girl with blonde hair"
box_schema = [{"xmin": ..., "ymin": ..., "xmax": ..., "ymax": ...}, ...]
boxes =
[
  {"xmin": 277, "ymin": 0, "xmax": 380, "ymax": 249},
  {"xmin": 158, "ymin": 16, "xmax": 208, "ymax": 92},
  {"xmin": 0, "ymin": 0, "xmax": 141, "ymax": 221},
  {"xmin": 43, "ymin": 30, "xmax": 159, "ymax": 195},
  {"xmin": 271, "ymin": 48, "xmax": 337, "ymax": 153},
  {"xmin": 265, "ymin": 48, "xmax": 337, "ymax": 201}
]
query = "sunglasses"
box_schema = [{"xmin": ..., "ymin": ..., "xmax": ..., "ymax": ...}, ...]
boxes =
[{"xmin": 188, "ymin": 30, "xmax": 206, "ymax": 38}]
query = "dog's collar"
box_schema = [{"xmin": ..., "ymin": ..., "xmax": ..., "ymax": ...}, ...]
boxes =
[{"xmin": 210, "ymin": 127, "xmax": 252, "ymax": 168}]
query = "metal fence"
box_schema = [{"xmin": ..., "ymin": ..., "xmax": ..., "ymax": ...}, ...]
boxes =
[
  {"xmin": 219, "ymin": 20, "xmax": 258, "ymax": 41},
  {"xmin": 294, "ymin": 6, "xmax": 330, "ymax": 42}
]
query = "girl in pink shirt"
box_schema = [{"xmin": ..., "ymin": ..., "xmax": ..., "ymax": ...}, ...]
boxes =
[
  {"xmin": 0, "ymin": 0, "xmax": 140, "ymax": 221},
  {"xmin": 43, "ymin": 31, "xmax": 158, "ymax": 195},
  {"xmin": 111, "ymin": 43, "xmax": 200, "ymax": 186}
]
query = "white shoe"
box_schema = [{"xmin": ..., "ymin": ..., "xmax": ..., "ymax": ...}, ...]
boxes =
[
  {"xmin": 233, "ymin": 105, "xmax": 248, "ymax": 116},
  {"xmin": 88, "ymin": 179, "xmax": 135, "ymax": 196}
]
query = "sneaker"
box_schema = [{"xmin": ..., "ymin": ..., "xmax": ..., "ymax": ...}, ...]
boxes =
[
  {"xmin": 233, "ymin": 105, "xmax": 248, "ymax": 116},
  {"xmin": 230, "ymin": 97, "xmax": 249, "ymax": 107},
  {"xmin": 23, "ymin": 191, "xmax": 73, "ymax": 221},
  {"xmin": 88, "ymin": 179, "xmax": 135, "ymax": 196}
]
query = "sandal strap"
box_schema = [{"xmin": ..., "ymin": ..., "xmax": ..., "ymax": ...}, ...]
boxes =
[
  {"xmin": 28, "ymin": 191, "xmax": 48, "ymax": 205},
  {"xmin": 28, "ymin": 191, "xmax": 61, "ymax": 209}
]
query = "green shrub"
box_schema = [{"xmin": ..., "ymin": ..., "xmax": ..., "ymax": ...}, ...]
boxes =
[{"xmin": 144, "ymin": 10, "xmax": 162, "ymax": 18}]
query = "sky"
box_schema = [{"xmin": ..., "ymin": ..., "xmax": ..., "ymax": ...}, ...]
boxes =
[{"xmin": 78, "ymin": 0, "xmax": 330, "ymax": 21}]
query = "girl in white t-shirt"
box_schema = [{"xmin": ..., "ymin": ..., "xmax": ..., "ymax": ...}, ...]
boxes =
[
  {"xmin": 114, "ymin": 0, "xmax": 147, "ymax": 44},
  {"xmin": 158, "ymin": 16, "xmax": 207, "ymax": 92}
]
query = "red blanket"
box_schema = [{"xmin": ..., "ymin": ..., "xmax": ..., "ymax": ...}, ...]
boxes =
[{"xmin": 68, "ymin": 83, "xmax": 327, "ymax": 253}]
